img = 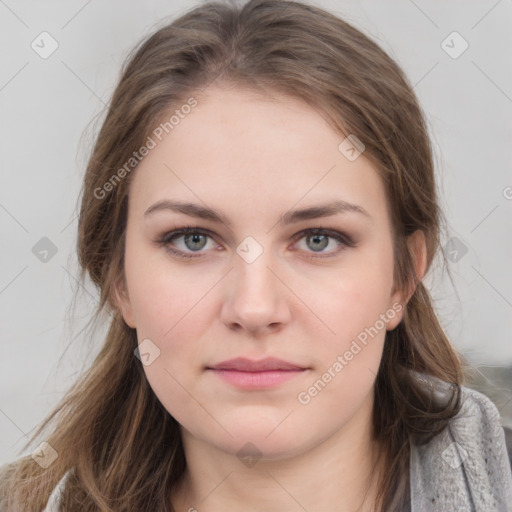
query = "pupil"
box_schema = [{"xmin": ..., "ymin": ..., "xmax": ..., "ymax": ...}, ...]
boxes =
[
  {"xmin": 309, "ymin": 234, "xmax": 328, "ymax": 251},
  {"xmin": 185, "ymin": 233, "xmax": 206, "ymax": 251}
]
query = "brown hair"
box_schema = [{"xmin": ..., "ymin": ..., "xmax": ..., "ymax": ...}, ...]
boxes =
[{"xmin": 0, "ymin": 0, "xmax": 463, "ymax": 510}]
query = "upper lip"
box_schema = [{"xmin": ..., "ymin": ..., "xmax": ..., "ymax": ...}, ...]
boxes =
[{"xmin": 208, "ymin": 357, "xmax": 307, "ymax": 372}]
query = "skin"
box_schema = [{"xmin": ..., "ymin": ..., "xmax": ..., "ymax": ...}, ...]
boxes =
[{"xmin": 116, "ymin": 85, "xmax": 426, "ymax": 511}]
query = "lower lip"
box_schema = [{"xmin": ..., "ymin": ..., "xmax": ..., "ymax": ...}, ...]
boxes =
[{"xmin": 207, "ymin": 369, "xmax": 307, "ymax": 389}]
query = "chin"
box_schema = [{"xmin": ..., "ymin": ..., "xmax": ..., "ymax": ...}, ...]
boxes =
[{"xmin": 208, "ymin": 421, "xmax": 311, "ymax": 461}]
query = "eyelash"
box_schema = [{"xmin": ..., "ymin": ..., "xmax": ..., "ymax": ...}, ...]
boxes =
[{"xmin": 155, "ymin": 226, "xmax": 356, "ymax": 260}]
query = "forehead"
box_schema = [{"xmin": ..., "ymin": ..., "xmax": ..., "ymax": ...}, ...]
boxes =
[{"xmin": 129, "ymin": 86, "xmax": 389, "ymax": 226}]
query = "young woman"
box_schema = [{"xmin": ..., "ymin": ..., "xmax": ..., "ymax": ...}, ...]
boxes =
[{"xmin": 1, "ymin": 0, "xmax": 511, "ymax": 510}]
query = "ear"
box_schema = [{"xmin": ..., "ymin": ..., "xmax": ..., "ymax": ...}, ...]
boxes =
[
  {"xmin": 112, "ymin": 275, "xmax": 137, "ymax": 328},
  {"xmin": 387, "ymin": 230, "xmax": 427, "ymax": 330}
]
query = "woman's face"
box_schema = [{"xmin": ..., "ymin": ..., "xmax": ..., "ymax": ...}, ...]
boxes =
[{"xmin": 117, "ymin": 85, "xmax": 406, "ymax": 460}]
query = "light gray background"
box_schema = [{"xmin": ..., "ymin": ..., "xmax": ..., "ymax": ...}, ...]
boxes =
[{"xmin": 1, "ymin": 0, "xmax": 511, "ymax": 465}]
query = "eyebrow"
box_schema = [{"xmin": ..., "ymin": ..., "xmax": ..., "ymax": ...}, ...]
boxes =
[{"xmin": 144, "ymin": 199, "xmax": 371, "ymax": 226}]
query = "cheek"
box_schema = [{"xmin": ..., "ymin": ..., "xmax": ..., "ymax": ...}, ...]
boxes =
[
  {"xmin": 124, "ymin": 252, "xmax": 216, "ymax": 425},
  {"xmin": 123, "ymin": 235, "xmax": 217, "ymax": 339},
  {"xmin": 314, "ymin": 243, "xmax": 395, "ymax": 345},
  {"xmin": 123, "ymin": 242, "xmax": 219, "ymax": 390},
  {"xmin": 295, "ymin": 266, "xmax": 394, "ymax": 429}
]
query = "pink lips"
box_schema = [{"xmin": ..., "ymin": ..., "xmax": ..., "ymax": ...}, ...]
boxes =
[{"xmin": 207, "ymin": 357, "xmax": 308, "ymax": 389}]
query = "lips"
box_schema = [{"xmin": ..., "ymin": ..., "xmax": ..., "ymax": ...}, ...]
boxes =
[
  {"xmin": 207, "ymin": 357, "xmax": 307, "ymax": 372},
  {"xmin": 206, "ymin": 357, "xmax": 308, "ymax": 389}
]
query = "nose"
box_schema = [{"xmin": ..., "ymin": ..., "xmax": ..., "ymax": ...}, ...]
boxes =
[{"xmin": 220, "ymin": 250, "xmax": 291, "ymax": 336}]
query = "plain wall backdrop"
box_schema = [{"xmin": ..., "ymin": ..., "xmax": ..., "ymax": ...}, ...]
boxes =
[{"xmin": 1, "ymin": 0, "xmax": 511, "ymax": 465}]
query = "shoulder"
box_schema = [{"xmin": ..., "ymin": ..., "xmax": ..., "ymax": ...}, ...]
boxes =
[
  {"xmin": 409, "ymin": 373, "xmax": 512, "ymax": 511},
  {"xmin": 41, "ymin": 470, "xmax": 71, "ymax": 512},
  {"xmin": 0, "ymin": 460, "xmax": 71, "ymax": 512}
]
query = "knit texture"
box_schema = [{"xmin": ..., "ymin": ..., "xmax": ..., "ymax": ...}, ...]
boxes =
[{"xmin": 410, "ymin": 374, "xmax": 512, "ymax": 511}]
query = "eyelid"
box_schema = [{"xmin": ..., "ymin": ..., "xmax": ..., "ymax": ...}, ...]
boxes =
[{"xmin": 291, "ymin": 227, "xmax": 356, "ymax": 247}]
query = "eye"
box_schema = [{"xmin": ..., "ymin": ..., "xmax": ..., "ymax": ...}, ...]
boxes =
[
  {"xmin": 156, "ymin": 226, "xmax": 355, "ymax": 260},
  {"xmin": 156, "ymin": 227, "xmax": 218, "ymax": 259},
  {"xmin": 291, "ymin": 228, "xmax": 355, "ymax": 258}
]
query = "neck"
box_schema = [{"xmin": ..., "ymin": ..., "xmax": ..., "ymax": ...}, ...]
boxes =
[{"xmin": 171, "ymin": 398, "xmax": 384, "ymax": 512}]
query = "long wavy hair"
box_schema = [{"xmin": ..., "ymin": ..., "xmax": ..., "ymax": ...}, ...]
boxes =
[{"xmin": 0, "ymin": 0, "xmax": 463, "ymax": 510}]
